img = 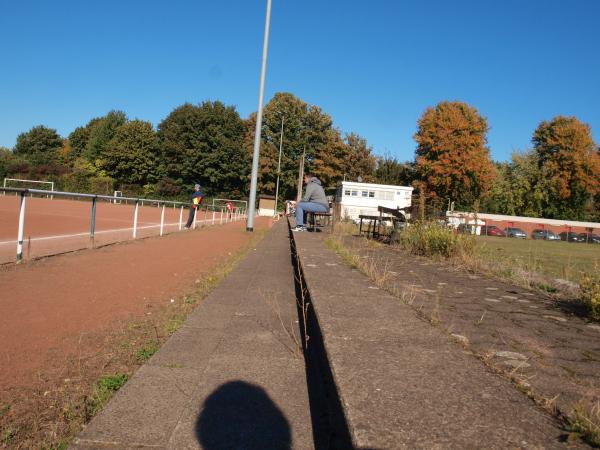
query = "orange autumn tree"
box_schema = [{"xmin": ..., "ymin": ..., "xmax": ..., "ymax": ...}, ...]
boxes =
[
  {"xmin": 532, "ymin": 116, "xmax": 600, "ymax": 219},
  {"xmin": 414, "ymin": 101, "xmax": 495, "ymax": 208}
]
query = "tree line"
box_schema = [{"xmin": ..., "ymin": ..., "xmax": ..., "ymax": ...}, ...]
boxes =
[{"xmin": 1, "ymin": 93, "xmax": 598, "ymax": 221}]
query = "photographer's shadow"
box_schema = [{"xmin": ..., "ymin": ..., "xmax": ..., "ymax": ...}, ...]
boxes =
[{"xmin": 196, "ymin": 380, "xmax": 291, "ymax": 450}]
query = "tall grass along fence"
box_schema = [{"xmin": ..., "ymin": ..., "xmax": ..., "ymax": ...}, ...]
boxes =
[
  {"xmin": 399, "ymin": 220, "xmax": 475, "ymax": 258},
  {"xmin": 1, "ymin": 187, "xmax": 248, "ymax": 263}
]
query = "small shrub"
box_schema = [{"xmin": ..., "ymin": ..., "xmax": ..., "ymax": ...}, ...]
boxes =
[
  {"xmin": 165, "ymin": 314, "xmax": 186, "ymax": 335},
  {"xmin": 399, "ymin": 221, "xmax": 475, "ymax": 258},
  {"xmin": 2, "ymin": 428, "xmax": 15, "ymax": 445},
  {"xmin": 84, "ymin": 373, "xmax": 129, "ymax": 419},
  {"xmin": 580, "ymin": 270, "xmax": 600, "ymax": 321},
  {"xmin": 136, "ymin": 342, "xmax": 159, "ymax": 362},
  {"xmin": 89, "ymin": 176, "xmax": 115, "ymax": 195},
  {"xmin": 154, "ymin": 177, "xmax": 182, "ymax": 199},
  {"xmin": 568, "ymin": 402, "xmax": 600, "ymax": 447}
]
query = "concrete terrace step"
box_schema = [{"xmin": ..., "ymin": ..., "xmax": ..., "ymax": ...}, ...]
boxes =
[
  {"xmin": 72, "ymin": 220, "xmax": 313, "ymax": 450},
  {"xmin": 291, "ymin": 227, "xmax": 586, "ymax": 449}
]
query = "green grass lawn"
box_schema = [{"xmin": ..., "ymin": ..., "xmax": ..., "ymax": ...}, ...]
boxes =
[{"xmin": 475, "ymin": 236, "xmax": 600, "ymax": 283}]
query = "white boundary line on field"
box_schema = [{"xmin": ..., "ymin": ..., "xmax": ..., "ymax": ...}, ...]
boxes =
[{"xmin": 0, "ymin": 219, "xmax": 221, "ymax": 246}]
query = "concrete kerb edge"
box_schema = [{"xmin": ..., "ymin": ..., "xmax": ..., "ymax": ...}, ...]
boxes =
[{"xmin": 286, "ymin": 218, "xmax": 358, "ymax": 446}]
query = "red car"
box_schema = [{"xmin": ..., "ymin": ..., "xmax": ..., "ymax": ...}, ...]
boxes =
[{"xmin": 480, "ymin": 225, "xmax": 506, "ymax": 237}]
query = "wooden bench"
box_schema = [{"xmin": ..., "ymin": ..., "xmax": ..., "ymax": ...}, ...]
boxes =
[
  {"xmin": 358, "ymin": 215, "xmax": 393, "ymax": 239},
  {"xmin": 306, "ymin": 211, "xmax": 333, "ymax": 232}
]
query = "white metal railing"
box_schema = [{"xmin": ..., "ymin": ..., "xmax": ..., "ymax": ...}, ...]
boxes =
[{"xmin": 0, "ymin": 187, "xmax": 247, "ymax": 263}]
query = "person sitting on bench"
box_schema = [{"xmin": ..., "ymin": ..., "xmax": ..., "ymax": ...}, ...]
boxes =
[{"xmin": 292, "ymin": 173, "xmax": 329, "ymax": 232}]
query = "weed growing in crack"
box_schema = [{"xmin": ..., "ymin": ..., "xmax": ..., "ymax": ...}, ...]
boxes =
[
  {"xmin": 84, "ymin": 373, "xmax": 129, "ymax": 420},
  {"xmin": 260, "ymin": 289, "xmax": 303, "ymax": 358},
  {"xmin": 136, "ymin": 341, "xmax": 159, "ymax": 362},
  {"xmin": 568, "ymin": 402, "xmax": 600, "ymax": 447}
]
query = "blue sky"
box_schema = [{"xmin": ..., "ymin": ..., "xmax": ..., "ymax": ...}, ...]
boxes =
[{"xmin": 1, "ymin": 0, "xmax": 598, "ymax": 162}]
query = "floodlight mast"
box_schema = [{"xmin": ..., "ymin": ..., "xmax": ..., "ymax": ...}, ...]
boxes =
[
  {"xmin": 246, "ymin": 0, "xmax": 273, "ymax": 232},
  {"xmin": 274, "ymin": 115, "xmax": 284, "ymax": 215}
]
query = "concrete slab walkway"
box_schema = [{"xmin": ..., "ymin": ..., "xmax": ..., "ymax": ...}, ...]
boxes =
[
  {"xmin": 72, "ymin": 220, "xmax": 313, "ymax": 449},
  {"xmin": 292, "ymin": 228, "xmax": 587, "ymax": 449}
]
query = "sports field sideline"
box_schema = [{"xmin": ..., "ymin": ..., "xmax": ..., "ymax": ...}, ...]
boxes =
[{"xmin": 0, "ymin": 195, "xmax": 239, "ymax": 264}]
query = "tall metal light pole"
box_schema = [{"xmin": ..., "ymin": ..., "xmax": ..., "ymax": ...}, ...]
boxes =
[
  {"xmin": 296, "ymin": 147, "xmax": 305, "ymax": 202},
  {"xmin": 246, "ymin": 0, "xmax": 273, "ymax": 232},
  {"xmin": 274, "ymin": 115, "xmax": 284, "ymax": 216}
]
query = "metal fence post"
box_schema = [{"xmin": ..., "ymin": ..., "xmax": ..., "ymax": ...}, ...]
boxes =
[
  {"xmin": 90, "ymin": 196, "xmax": 97, "ymax": 243},
  {"xmin": 133, "ymin": 200, "xmax": 139, "ymax": 239},
  {"xmin": 220, "ymin": 208, "xmax": 224, "ymax": 224},
  {"xmin": 204, "ymin": 205, "xmax": 208, "ymax": 224},
  {"xmin": 160, "ymin": 203, "xmax": 166, "ymax": 236},
  {"xmin": 16, "ymin": 192, "xmax": 26, "ymax": 263},
  {"xmin": 193, "ymin": 207, "xmax": 198, "ymax": 229},
  {"xmin": 179, "ymin": 206, "xmax": 184, "ymax": 230},
  {"xmin": 212, "ymin": 210, "xmax": 216, "ymax": 225}
]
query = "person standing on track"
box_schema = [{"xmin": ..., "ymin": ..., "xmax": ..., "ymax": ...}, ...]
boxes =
[{"xmin": 184, "ymin": 183, "xmax": 204, "ymax": 229}]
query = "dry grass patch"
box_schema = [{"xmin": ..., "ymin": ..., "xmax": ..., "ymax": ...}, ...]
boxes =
[{"xmin": 568, "ymin": 402, "xmax": 600, "ymax": 447}]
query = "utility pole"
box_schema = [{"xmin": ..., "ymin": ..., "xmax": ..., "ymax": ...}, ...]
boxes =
[
  {"xmin": 296, "ymin": 147, "xmax": 305, "ymax": 203},
  {"xmin": 246, "ymin": 0, "xmax": 272, "ymax": 232},
  {"xmin": 274, "ymin": 115, "xmax": 284, "ymax": 216}
]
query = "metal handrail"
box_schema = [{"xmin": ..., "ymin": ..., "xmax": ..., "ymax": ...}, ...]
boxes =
[
  {"xmin": 1, "ymin": 187, "xmax": 248, "ymax": 263},
  {"xmin": 1, "ymin": 187, "xmax": 189, "ymax": 207}
]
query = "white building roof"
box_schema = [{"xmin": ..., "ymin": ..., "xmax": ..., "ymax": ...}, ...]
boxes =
[
  {"xmin": 340, "ymin": 181, "xmax": 413, "ymax": 191},
  {"xmin": 447, "ymin": 211, "xmax": 600, "ymax": 229}
]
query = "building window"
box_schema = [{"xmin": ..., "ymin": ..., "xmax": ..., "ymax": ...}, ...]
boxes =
[
  {"xmin": 344, "ymin": 190, "xmax": 351, "ymax": 196},
  {"xmin": 377, "ymin": 191, "xmax": 393, "ymax": 201},
  {"xmin": 351, "ymin": 190, "xmax": 358, "ymax": 196},
  {"xmin": 361, "ymin": 191, "xmax": 369, "ymax": 197},
  {"xmin": 369, "ymin": 191, "xmax": 375, "ymax": 198}
]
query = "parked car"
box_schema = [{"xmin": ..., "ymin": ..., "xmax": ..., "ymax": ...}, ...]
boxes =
[
  {"xmin": 559, "ymin": 232, "xmax": 584, "ymax": 243},
  {"xmin": 578, "ymin": 232, "xmax": 600, "ymax": 244},
  {"xmin": 504, "ymin": 227, "xmax": 527, "ymax": 239},
  {"xmin": 531, "ymin": 229, "xmax": 561, "ymax": 241},
  {"xmin": 480, "ymin": 225, "xmax": 506, "ymax": 237}
]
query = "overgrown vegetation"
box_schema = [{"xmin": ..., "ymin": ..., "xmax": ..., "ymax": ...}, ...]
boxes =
[
  {"xmin": 568, "ymin": 402, "xmax": 600, "ymax": 447},
  {"xmin": 398, "ymin": 221, "xmax": 475, "ymax": 258},
  {"xmin": 136, "ymin": 342, "xmax": 159, "ymax": 362},
  {"xmin": 83, "ymin": 374, "xmax": 129, "ymax": 419},
  {"xmin": 579, "ymin": 269, "xmax": 600, "ymax": 321}
]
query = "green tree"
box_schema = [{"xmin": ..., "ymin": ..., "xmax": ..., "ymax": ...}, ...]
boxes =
[
  {"xmin": 67, "ymin": 118, "xmax": 102, "ymax": 163},
  {"xmin": 158, "ymin": 101, "xmax": 248, "ymax": 196},
  {"xmin": 100, "ymin": 120, "xmax": 160, "ymax": 185},
  {"xmin": 255, "ymin": 93, "xmax": 329, "ymax": 200},
  {"xmin": 532, "ymin": 116, "xmax": 600, "ymax": 219},
  {"xmin": 14, "ymin": 125, "xmax": 63, "ymax": 165},
  {"xmin": 340, "ymin": 133, "xmax": 377, "ymax": 182},
  {"xmin": 374, "ymin": 155, "xmax": 415, "ymax": 186},
  {"xmin": 84, "ymin": 111, "xmax": 128, "ymax": 163},
  {"xmin": 244, "ymin": 113, "xmax": 280, "ymax": 196},
  {"xmin": 0, "ymin": 147, "xmax": 15, "ymax": 180},
  {"xmin": 414, "ymin": 101, "xmax": 495, "ymax": 209},
  {"xmin": 251, "ymin": 92, "xmax": 376, "ymax": 201}
]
